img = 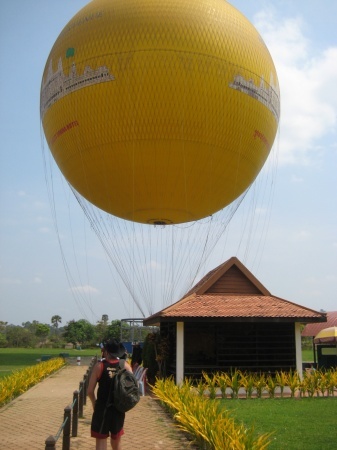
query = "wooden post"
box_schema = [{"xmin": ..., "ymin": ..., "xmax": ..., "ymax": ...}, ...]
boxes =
[
  {"xmin": 72, "ymin": 391, "xmax": 79, "ymax": 437},
  {"xmin": 176, "ymin": 322, "xmax": 184, "ymax": 384},
  {"xmin": 45, "ymin": 435, "xmax": 56, "ymax": 449},
  {"xmin": 79, "ymin": 381, "xmax": 84, "ymax": 418},
  {"xmin": 86, "ymin": 368, "xmax": 90, "ymax": 389},
  {"xmin": 62, "ymin": 405, "xmax": 71, "ymax": 450},
  {"xmin": 83, "ymin": 374, "xmax": 88, "ymax": 405}
]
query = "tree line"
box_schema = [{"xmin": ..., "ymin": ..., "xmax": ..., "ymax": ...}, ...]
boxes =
[{"xmin": 0, "ymin": 315, "xmax": 152, "ymax": 348}]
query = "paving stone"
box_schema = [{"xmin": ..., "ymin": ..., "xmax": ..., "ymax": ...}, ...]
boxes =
[{"xmin": 0, "ymin": 364, "xmax": 197, "ymax": 450}]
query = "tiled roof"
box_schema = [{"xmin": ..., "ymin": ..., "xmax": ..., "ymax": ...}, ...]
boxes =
[
  {"xmin": 143, "ymin": 256, "xmax": 326, "ymax": 325},
  {"xmin": 302, "ymin": 311, "xmax": 337, "ymax": 337},
  {"xmin": 145, "ymin": 293, "xmax": 326, "ymax": 323}
]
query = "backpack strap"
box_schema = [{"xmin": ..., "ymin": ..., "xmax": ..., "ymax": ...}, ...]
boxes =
[
  {"xmin": 119, "ymin": 359, "xmax": 126, "ymax": 370},
  {"xmin": 104, "ymin": 359, "xmax": 121, "ymax": 409},
  {"xmin": 97, "ymin": 361, "xmax": 104, "ymax": 381}
]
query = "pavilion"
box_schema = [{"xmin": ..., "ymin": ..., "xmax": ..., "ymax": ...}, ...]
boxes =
[{"xmin": 144, "ymin": 256, "xmax": 326, "ymax": 382}]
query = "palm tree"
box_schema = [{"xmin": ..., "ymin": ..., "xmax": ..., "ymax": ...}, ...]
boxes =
[
  {"xmin": 51, "ymin": 315, "xmax": 62, "ymax": 334},
  {"xmin": 102, "ymin": 314, "xmax": 109, "ymax": 325}
]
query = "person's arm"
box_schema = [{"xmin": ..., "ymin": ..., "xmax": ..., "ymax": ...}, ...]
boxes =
[
  {"xmin": 87, "ymin": 362, "xmax": 101, "ymax": 409},
  {"xmin": 124, "ymin": 360, "xmax": 132, "ymax": 372}
]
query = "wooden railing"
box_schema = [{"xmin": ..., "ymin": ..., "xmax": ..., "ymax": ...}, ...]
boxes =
[{"xmin": 45, "ymin": 356, "xmax": 97, "ymax": 450}]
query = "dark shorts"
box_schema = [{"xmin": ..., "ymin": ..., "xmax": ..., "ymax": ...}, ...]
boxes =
[{"xmin": 91, "ymin": 402, "xmax": 125, "ymax": 440}]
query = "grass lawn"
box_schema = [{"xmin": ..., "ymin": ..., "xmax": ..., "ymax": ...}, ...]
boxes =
[
  {"xmin": 0, "ymin": 347, "xmax": 99, "ymax": 378},
  {"xmin": 224, "ymin": 397, "xmax": 337, "ymax": 449},
  {"xmin": 302, "ymin": 348, "xmax": 315, "ymax": 362},
  {"xmin": 0, "ymin": 348, "xmax": 315, "ymax": 378}
]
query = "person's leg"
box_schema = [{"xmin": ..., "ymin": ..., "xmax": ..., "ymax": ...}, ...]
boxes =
[
  {"xmin": 109, "ymin": 408, "xmax": 124, "ymax": 450},
  {"xmin": 110, "ymin": 436, "xmax": 122, "ymax": 450},
  {"xmin": 96, "ymin": 437, "xmax": 108, "ymax": 450}
]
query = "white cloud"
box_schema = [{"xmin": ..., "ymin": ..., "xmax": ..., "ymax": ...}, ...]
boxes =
[
  {"xmin": 254, "ymin": 10, "xmax": 337, "ymax": 166},
  {"xmin": 36, "ymin": 216, "xmax": 50, "ymax": 223},
  {"xmin": 325, "ymin": 274, "xmax": 337, "ymax": 282},
  {"xmin": 290, "ymin": 174, "xmax": 303, "ymax": 183},
  {"xmin": 292, "ymin": 229, "xmax": 312, "ymax": 241},
  {"xmin": 255, "ymin": 12, "xmax": 309, "ymax": 64},
  {"xmin": 255, "ymin": 207, "xmax": 267, "ymax": 215},
  {"xmin": 33, "ymin": 201, "xmax": 47, "ymax": 210},
  {"xmin": 33, "ymin": 277, "xmax": 42, "ymax": 284},
  {"xmin": 38, "ymin": 227, "xmax": 51, "ymax": 234},
  {"xmin": 140, "ymin": 260, "xmax": 162, "ymax": 272},
  {"xmin": 69, "ymin": 284, "xmax": 100, "ymax": 295},
  {"xmin": 149, "ymin": 260, "xmax": 161, "ymax": 270}
]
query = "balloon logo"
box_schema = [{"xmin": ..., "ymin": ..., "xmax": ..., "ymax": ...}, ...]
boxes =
[{"xmin": 41, "ymin": 0, "xmax": 280, "ymax": 225}]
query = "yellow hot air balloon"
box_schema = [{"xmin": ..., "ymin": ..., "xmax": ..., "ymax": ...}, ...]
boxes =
[{"xmin": 41, "ymin": 0, "xmax": 280, "ymax": 225}]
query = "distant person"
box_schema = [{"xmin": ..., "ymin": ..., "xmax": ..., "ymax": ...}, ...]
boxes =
[
  {"xmin": 88, "ymin": 338, "xmax": 132, "ymax": 450},
  {"xmin": 131, "ymin": 341, "xmax": 142, "ymax": 370}
]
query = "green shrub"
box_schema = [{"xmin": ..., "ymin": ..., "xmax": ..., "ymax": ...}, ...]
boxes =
[
  {"xmin": 0, "ymin": 357, "xmax": 65, "ymax": 406},
  {"xmin": 142, "ymin": 333, "xmax": 158, "ymax": 385},
  {"xmin": 142, "ymin": 332, "xmax": 170, "ymax": 384},
  {"xmin": 152, "ymin": 377, "xmax": 271, "ymax": 449}
]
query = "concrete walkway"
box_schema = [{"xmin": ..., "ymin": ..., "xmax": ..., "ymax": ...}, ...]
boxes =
[{"xmin": 0, "ymin": 363, "xmax": 196, "ymax": 450}]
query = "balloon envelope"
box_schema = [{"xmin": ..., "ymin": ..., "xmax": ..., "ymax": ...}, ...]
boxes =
[{"xmin": 41, "ymin": 0, "xmax": 280, "ymax": 224}]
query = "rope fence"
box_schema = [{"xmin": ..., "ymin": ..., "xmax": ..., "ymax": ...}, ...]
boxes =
[{"xmin": 45, "ymin": 356, "xmax": 97, "ymax": 450}]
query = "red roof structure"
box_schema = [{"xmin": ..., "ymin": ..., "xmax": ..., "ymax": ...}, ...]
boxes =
[
  {"xmin": 151, "ymin": 294, "xmax": 325, "ymax": 321},
  {"xmin": 302, "ymin": 311, "xmax": 337, "ymax": 337},
  {"xmin": 145, "ymin": 257, "xmax": 326, "ymax": 325},
  {"xmin": 143, "ymin": 257, "xmax": 326, "ymax": 379}
]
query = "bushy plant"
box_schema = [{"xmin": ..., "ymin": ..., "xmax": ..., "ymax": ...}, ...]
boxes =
[
  {"xmin": 266, "ymin": 374, "xmax": 277, "ymax": 398},
  {"xmin": 0, "ymin": 357, "xmax": 65, "ymax": 406},
  {"xmin": 287, "ymin": 370, "xmax": 300, "ymax": 397},
  {"xmin": 304, "ymin": 371, "xmax": 319, "ymax": 397},
  {"xmin": 240, "ymin": 371, "xmax": 256, "ymax": 399},
  {"xmin": 215, "ymin": 371, "xmax": 228, "ymax": 398},
  {"xmin": 228, "ymin": 369, "xmax": 242, "ymax": 398},
  {"xmin": 202, "ymin": 371, "xmax": 217, "ymax": 399},
  {"xmin": 152, "ymin": 377, "xmax": 272, "ymax": 449},
  {"xmin": 254, "ymin": 373, "xmax": 267, "ymax": 398},
  {"xmin": 142, "ymin": 333, "xmax": 159, "ymax": 384},
  {"xmin": 196, "ymin": 377, "xmax": 207, "ymax": 397},
  {"xmin": 151, "ymin": 369, "xmax": 337, "ymax": 449},
  {"xmin": 275, "ymin": 370, "xmax": 288, "ymax": 397}
]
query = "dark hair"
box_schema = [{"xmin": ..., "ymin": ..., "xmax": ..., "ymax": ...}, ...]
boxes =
[{"xmin": 101, "ymin": 338, "xmax": 126, "ymax": 358}]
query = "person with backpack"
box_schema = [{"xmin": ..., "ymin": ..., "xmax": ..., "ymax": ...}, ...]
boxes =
[{"xmin": 88, "ymin": 338, "xmax": 134, "ymax": 450}]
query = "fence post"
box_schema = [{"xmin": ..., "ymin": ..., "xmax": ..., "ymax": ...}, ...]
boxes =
[
  {"xmin": 45, "ymin": 435, "xmax": 56, "ymax": 449},
  {"xmin": 72, "ymin": 390, "xmax": 79, "ymax": 437},
  {"xmin": 83, "ymin": 373, "xmax": 88, "ymax": 405},
  {"xmin": 79, "ymin": 381, "xmax": 84, "ymax": 418},
  {"xmin": 62, "ymin": 405, "xmax": 71, "ymax": 450},
  {"xmin": 86, "ymin": 368, "xmax": 90, "ymax": 388}
]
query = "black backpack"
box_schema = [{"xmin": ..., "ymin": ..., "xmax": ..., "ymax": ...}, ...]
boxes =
[{"xmin": 108, "ymin": 359, "xmax": 140, "ymax": 413}]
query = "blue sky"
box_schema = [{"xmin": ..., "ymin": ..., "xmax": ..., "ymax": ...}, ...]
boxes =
[{"xmin": 0, "ymin": 0, "xmax": 336, "ymax": 327}]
